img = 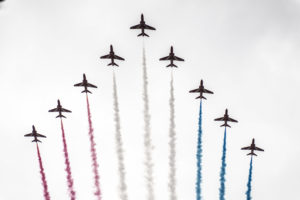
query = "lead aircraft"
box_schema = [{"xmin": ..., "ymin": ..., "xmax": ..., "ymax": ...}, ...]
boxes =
[{"xmin": 130, "ymin": 14, "xmax": 156, "ymax": 37}]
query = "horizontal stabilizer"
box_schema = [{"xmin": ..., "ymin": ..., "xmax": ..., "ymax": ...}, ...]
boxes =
[
  {"xmin": 196, "ymin": 96, "xmax": 206, "ymax": 100},
  {"xmin": 82, "ymin": 90, "xmax": 92, "ymax": 94},
  {"xmin": 167, "ymin": 63, "xmax": 177, "ymax": 68},
  {"xmin": 56, "ymin": 114, "xmax": 66, "ymax": 118},
  {"xmin": 108, "ymin": 62, "xmax": 119, "ymax": 67},
  {"xmin": 32, "ymin": 139, "xmax": 41, "ymax": 143},
  {"xmin": 138, "ymin": 32, "xmax": 149, "ymax": 37},
  {"xmin": 247, "ymin": 152, "xmax": 257, "ymax": 156},
  {"xmin": 221, "ymin": 123, "xmax": 231, "ymax": 128}
]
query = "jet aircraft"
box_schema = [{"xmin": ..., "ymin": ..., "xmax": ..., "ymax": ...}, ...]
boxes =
[
  {"xmin": 100, "ymin": 45, "xmax": 125, "ymax": 67},
  {"xmin": 24, "ymin": 125, "xmax": 46, "ymax": 143},
  {"xmin": 159, "ymin": 46, "xmax": 184, "ymax": 68},
  {"xmin": 214, "ymin": 109, "xmax": 238, "ymax": 128},
  {"xmin": 189, "ymin": 80, "xmax": 213, "ymax": 99},
  {"xmin": 48, "ymin": 100, "xmax": 71, "ymax": 118},
  {"xmin": 130, "ymin": 14, "xmax": 156, "ymax": 37},
  {"xmin": 241, "ymin": 138, "xmax": 264, "ymax": 156},
  {"xmin": 74, "ymin": 73, "xmax": 97, "ymax": 94}
]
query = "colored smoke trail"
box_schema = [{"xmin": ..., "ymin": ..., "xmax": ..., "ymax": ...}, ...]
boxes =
[
  {"xmin": 142, "ymin": 43, "xmax": 155, "ymax": 200},
  {"xmin": 196, "ymin": 100, "xmax": 203, "ymax": 200},
  {"xmin": 60, "ymin": 119, "xmax": 76, "ymax": 200},
  {"xmin": 86, "ymin": 94, "xmax": 102, "ymax": 199},
  {"xmin": 36, "ymin": 143, "xmax": 51, "ymax": 200},
  {"xmin": 168, "ymin": 72, "xmax": 177, "ymax": 200},
  {"xmin": 246, "ymin": 157, "xmax": 253, "ymax": 200},
  {"xmin": 219, "ymin": 128, "xmax": 227, "ymax": 200},
  {"xmin": 113, "ymin": 71, "xmax": 128, "ymax": 200}
]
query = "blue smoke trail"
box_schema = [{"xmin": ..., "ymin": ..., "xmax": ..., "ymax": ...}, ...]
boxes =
[
  {"xmin": 246, "ymin": 157, "xmax": 253, "ymax": 200},
  {"xmin": 196, "ymin": 100, "xmax": 203, "ymax": 200},
  {"xmin": 219, "ymin": 128, "xmax": 227, "ymax": 200}
]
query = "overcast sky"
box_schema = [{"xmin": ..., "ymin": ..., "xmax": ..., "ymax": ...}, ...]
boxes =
[{"xmin": 1, "ymin": 0, "xmax": 300, "ymax": 199}]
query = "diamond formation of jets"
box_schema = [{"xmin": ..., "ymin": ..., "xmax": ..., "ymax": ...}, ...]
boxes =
[
  {"xmin": 241, "ymin": 138, "xmax": 264, "ymax": 156},
  {"xmin": 159, "ymin": 46, "xmax": 184, "ymax": 68},
  {"xmin": 189, "ymin": 80, "xmax": 214, "ymax": 99},
  {"xmin": 100, "ymin": 45, "xmax": 125, "ymax": 67},
  {"xmin": 214, "ymin": 109, "xmax": 238, "ymax": 128},
  {"xmin": 24, "ymin": 125, "xmax": 46, "ymax": 143},
  {"xmin": 74, "ymin": 73, "xmax": 97, "ymax": 94},
  {"xmin": 130, "ymin": 14, "xmax": 156, "ymax": 37},
  {"xmin": 48, "ymin": 100, "xmax": 72, "ymax": 118}
]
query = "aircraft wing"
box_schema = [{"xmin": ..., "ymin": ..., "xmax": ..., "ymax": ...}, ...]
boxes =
[
  {"xmin": 74, "ymin": 82, "xmax": 84, "ymax": 87},
  {"xmin": 203, "ymin": 89, "xmax": 214, "ymax": 94},
  {"xmin": 113, "ymin": 55, "xmax": 125, "ymax": 60},
  {"xmin": 144, "ymin": 24, "xmax": 156, "ymax": 30},
  {"xmin": 130, "ymin": 24, "xmax": 142, "ymax": 29},
  {"xmin": 241, "ymin": 146, "xmax": 251, "ymax": 150},
  {"xmin": 255, "ymin": 147, "xmax": 264, "ymax": 151},
  {"xmin": 189, "ymin": 89, "xmax": 200, "ymax": 93},
  {"xmin": 228, "ymin": 117, "xmax": 238, "ymax": 122},
  {"xmin": 100, "ymin": 54, "xmax": 111, "ymax": 59},
  {"xmin": 61, "ymin": 108, "xmax": 71, "ymax": 113},
  {"xmin": 159, "ymin": 56, "xmax": 170, "ymax": 61},
  {"xmin": 48, "ymin": 108, "xmax": 59, "ymax": 112},
  {"xmin": 87, "ymin": 83, "xmax": 97, "ymax": 88},
  {"xmin": 173, "ymin": 56, "xmax": 184, "ymax": 61},
  {"xmin": 214, "ymin": 117, "xmax": 225, "ymax": 121},
  {"xmin": 24, "ymin": 133, "xmax": 34, "ymax": 137},
  {"xmin": 36, "ymin": 133, "xmax": 46, "ymax": 138}
]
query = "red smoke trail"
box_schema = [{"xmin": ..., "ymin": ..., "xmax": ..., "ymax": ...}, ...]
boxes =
[
  {"xmin": 60, "ymin": 119, "xmax": 76, "ymax": 200},
  {"xmin": 36, "ymin": 143, "xmax": 51, "ymax": 200},
  {"xmin": 86, "ymin": 94, "xmax": 102, "ymax": 199}
]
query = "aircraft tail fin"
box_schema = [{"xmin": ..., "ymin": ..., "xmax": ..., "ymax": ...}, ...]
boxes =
[
  {"xmin": 221, "ymin": 123, "xmax": 231, "ymax": 128},
  {"xmin": 167, "ymin": 63, "xmax": 178, "ymax": 68},
  {"xmin": 56, "ymin": 114, "xmax": 66, "ymax": 118},
  {"xmin": 247, "ymin": 152, "xmax": 257, "ymax": 156},
  {"xmin": 82, "ymin": 90, "xmax": 92, "ymax": 94},
  {"xmin": 108, "ymin": 62, "xmax": 119, "ymax": 67},
  {"xmin": 196, "ymin": 95, "xmax": 206, "ymax": 100},
  {"xmin": 138, "ymin": 32, "xmax": 149, "ymax": 37},
  {"xmin": 32, "ymin": 139, "xmax": 41, "ymax": 143}
]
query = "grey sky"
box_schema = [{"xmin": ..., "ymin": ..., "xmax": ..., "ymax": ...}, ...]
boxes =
[{"xmin": 0, "ymin": 0, "xmax": 300, "ymax": 199}]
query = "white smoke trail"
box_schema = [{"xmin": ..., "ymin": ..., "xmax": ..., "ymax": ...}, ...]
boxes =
[
  {"xmin": 142, "ymin": 43, "xmax": 155, "ymax": 200},
  {"xmin": 112, "ymin": 71, "xmax": 128, "ymax": 200},
  {"xmin": 168, "ymin": 71, "xmax": 177, "ymax": 200}
]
